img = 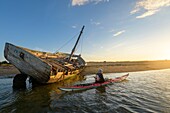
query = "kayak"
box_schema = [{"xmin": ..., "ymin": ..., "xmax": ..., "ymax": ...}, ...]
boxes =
[
  {"xmin": 58, "ymin": 73, "xmax": 129, "ymax": 92},
  {"xmin": 59, "ymin": 73, "xmax": 129, "ymax": 91}
]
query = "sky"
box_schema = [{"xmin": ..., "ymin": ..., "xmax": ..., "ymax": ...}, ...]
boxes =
[{"xmin": 0, "ymin": 0, "xmax": 170, "ymax": 61}]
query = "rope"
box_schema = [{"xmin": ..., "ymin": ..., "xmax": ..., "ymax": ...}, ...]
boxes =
[
  {"xmin": 55, "ymin": 32, "xmax": 79, "ymax": 53},
  {"xmin": 74, "ymin": 34, "xmax": 85, "ymax": 55},
  {"xmin": 81, "ymin": 35, "xmax": 84, "ymax": 55},
  {"xmin": 55, "ymin": 28, "xmax": 86, "ymax": 56}
]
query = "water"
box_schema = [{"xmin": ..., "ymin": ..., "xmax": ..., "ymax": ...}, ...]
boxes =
[{"xmin": 0, "ymin": 69, "xmax": 170, "ymax": 113}]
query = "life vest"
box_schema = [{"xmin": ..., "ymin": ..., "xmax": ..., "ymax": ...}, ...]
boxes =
[{"xmin": 96, "ymin": 73, "xmax": 105, "ymax": 83}]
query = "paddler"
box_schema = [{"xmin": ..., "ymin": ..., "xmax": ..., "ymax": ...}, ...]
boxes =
[{"xmin": 94, "ymin": 69, "xmax": 105, "ymax": 83}]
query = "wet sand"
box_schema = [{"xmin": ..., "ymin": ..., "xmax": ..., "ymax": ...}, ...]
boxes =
[{"xmin": 0, "ymin": 60, "xmax": 170, "ymax": 76}]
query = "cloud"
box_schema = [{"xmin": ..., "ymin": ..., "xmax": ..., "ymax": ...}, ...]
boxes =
[
  {"xmin": 72, "ymin": 0, "xmax": 88, "ymax": 6},
  {"xmin": 71, "ymin": 0, "xmax": 109, "ymax": 6},
  {"xmin": 136, "ymin": 10, "xmax": 159, "ymax": 18},
  {"xmin": 113, "ymin": 30, "xmax": 125, "ymax": 37},
  {"xmin": 131, "ymin": 0, "xmax": 170, "ymax": 19},
  {"xmin": 72, "ymin": 25, "xmax": 77, "ymax": 28},
  {"xmin": 90, "ymin": 19, "xmax": 101, "ymax": 25},
  {"xmin": 91, "ymin": 21, "xmax": 101, "ymax": 25}
]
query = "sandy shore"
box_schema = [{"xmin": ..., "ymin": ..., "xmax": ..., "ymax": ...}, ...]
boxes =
[
  {"xmin": 0, "ymin": 60, "xmax": 170, "ymax": 76},
  {"xmin": 81, "ymin": 60, "xmax": 170, "ymax": 75},
  {"xmin": 0, "ymin": 65, "xmax": 20, "ymax": 76}
]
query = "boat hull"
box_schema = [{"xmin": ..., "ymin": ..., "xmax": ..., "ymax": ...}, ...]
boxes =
[
  {"xmin": 4, "ymin": 43, "xmax": 51, "ymax": 83},
  {"xmin": 4, "ymin": 43, "xmax": 85, "ymax": 84}
]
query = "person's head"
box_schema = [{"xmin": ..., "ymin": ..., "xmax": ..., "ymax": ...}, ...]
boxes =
[{"xmin": 98, "ymin": 69, "xmax": 103, "ymax": 74}]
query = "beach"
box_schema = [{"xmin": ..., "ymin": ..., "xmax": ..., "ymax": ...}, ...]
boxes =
[
  {"xmin": 1, "ymin": 60, "xmax": 170, "ymax": 76},
  {"xmin": 0, "ymin": 65, "xmax": 20, "ymax": 76},
  {"xmin": 81, "ymin": 60, "xmax": 170, "ymax": 75}
]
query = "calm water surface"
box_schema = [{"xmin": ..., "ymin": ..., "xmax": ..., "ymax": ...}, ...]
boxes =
[{"xmin": 0, "ymin": 69, "xmax": 170, "ymax": 113}]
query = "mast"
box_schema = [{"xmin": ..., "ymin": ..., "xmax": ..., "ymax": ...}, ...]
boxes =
[{"xmin": 68, "ymin": 25, "xmax": 85, "ymax": 62}]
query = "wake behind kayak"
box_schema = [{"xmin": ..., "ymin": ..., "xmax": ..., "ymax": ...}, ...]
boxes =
[{"xmin": 58, "ymin": 73, "xmax": 129, "ymax": 92}]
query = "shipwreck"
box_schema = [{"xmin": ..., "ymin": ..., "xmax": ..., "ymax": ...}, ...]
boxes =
[{"xmin": 4, "ymin": 26, "xmax": 86, "ymax": 87}]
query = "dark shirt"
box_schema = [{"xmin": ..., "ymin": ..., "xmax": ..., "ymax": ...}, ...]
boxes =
[{"xmin": 95, "ymin": 73, "xmax": 105, "ymax": 83}]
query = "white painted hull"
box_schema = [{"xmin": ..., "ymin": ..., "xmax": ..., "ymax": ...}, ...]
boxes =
[{"xmin": 4, "ymin": 43, "xmax": 85, "ymax": 84}]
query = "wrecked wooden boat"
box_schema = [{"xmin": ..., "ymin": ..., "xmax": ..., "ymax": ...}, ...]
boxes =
[{"xmin": 4, "ymin": 26, "xmax": 86, "ymax": 85}]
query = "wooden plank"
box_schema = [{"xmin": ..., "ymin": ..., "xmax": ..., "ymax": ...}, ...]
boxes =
[{"xmin": 4, "ymin": 43, "xmax": 51, "ymax": 83}]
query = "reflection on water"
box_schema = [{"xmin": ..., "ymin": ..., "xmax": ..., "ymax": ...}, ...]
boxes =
[
  {"xmin": 96, "ymin": 86, "xmax": 106, "ymax": 93},
  {"xmin": 0, "ymin": 69, "xmax": 170, "ymax": 113}
]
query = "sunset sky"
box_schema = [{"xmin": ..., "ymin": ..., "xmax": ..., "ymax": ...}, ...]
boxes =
[{"xmin": 0, "ymin": 0, "xmax": 170, "ymax": 61}]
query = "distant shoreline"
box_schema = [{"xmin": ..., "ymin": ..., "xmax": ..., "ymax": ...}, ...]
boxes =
[
  {"xmin": 0, "ymin": 60, "xmax": 170, "ymax": 76},
  {"xmin": 81, "ymin": 60, "xmax": 170, "ymax": 75},
  {"xmin": 0, "ymin": 65, "xmax": 20, "ymax": 76}
]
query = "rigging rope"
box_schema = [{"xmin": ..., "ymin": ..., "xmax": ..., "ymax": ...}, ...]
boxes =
[
  {"xmin": 55, "ymin": 32, "xmax": 79, "ymax": 53},
  {"xmin": 80, "ymin": 35, "xmax": 84, "ymax": 55},
  {"xmin": 74, "ymin": 34, "xmax": 84, "ymax": 55}
]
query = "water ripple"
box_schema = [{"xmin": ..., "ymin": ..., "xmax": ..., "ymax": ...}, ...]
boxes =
[{"xmin": 1, "ymin": 69, "xmax": 170, "ymax": 113}]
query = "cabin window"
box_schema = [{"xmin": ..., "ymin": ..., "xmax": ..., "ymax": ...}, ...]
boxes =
[{"xmin": 20, "ymin": 52, "xmax": 25, "ymax": 60}]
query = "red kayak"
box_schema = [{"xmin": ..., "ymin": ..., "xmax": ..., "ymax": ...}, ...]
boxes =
[{"xmin": 58, "ymin": 73, "xmax": 129, "ymax": 91}]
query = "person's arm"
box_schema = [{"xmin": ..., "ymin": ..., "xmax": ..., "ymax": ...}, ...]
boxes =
[
  {"xmin": 93, "ymin": 76, "xmax": 96, "ymax": 80},
  {"xmin": 96, "ymin": 75, "xmax": 100, "ymax": 81}
]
